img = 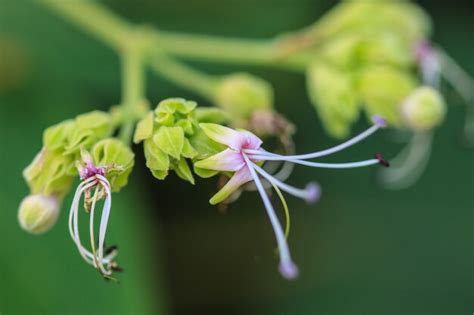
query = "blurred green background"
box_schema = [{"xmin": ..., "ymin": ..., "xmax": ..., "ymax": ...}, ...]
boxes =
[{"xmin": 0, "ymin": 0, "xmax": 472, "ymax": 314}]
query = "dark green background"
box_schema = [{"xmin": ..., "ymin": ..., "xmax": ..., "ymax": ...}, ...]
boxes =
[{"xmin": 0, "ymin": 1, "xmax": 472, "ymax": 314}]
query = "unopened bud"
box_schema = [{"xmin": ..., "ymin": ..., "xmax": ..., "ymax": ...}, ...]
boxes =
[
  {"xmin": 18, "ymin": 194, "xmax": 60, "ymax": 234},
  {"xmin": 214, "ymin": 73, "xmax": 274, "ymax": 123},
  {"xmin": 401, "ymin": 86, "xmax": 446, "ymax": 131}
]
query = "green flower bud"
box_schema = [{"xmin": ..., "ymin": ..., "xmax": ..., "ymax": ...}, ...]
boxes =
[
  {"xmin": 213, "ymin": 73, "xmax": 274, "ymax": 125},
  {"xmin": 401, "ymin": 86, "xmax": 446, "ymax": 131},
  {"xmin": 18, "ymin": 194, "xmax": 60, "ymax": 234},
  {"xmin": 357, "ymin": 65, "xmax": 417, "ymax": 127},
  {"xmin": 135, "ymin": 98, "xmax": 209, "ymax": 184},
  {"xmin": 91, "ymin": 138, "xmax": 135, "ymax": 192},
  {"xmin": 307, "ymin": 61, "xmax": 359, "ymax": 138}
]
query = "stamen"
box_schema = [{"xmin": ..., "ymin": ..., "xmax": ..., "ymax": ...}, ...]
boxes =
[
  {"xmin": 375, "ymin": 153, "xmax": 390, "ymax": 167},
  {"xmin": 250, "ymin": 161, "xmax": 320, "ymax": 203},
  {"xmin": 256, "ymin": 157, "xmax": 382, "ymax": 169},
  {"xmin": 242, "ymin": 154, "xmax": 299, "ymax": 280},
  {"xmin": 270, "ymin": 182, "xmax": 291, "ymax": 239},
  {"xmin": 243, "ymin": 116, "xmax": 386, "ymax": 161}
]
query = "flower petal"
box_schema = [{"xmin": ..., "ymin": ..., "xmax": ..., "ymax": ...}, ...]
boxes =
[
  {"xmin": 209, "ymin": 167, "xmax": 252, "ymax": 205},
  {"xmin": 194, "ymin": 149, "xmax": 244, "ymax": 172},
  {"xmin": 237, "ymin": 129, "xmax": 263, "ymax": 149},
  {"xmin": 199, "ymin": 123, "xmax": 247, "ymax": 150}
]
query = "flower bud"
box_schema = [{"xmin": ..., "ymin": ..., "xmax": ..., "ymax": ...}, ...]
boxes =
[
  {"xmin": 401, "ymin": 86, "xmax": 446, "ymax": 131},
  {"xmin": 213, "ymin": 73, "xmax": 274, "ymax": 124},
  {"xmin": 18, "ymin": 194, "xmax": 60, "ymax": 234},
  {"xmin": 307, "ymin": 62, "xmax": 359, "ymax": 138},
  {"xmin": 135, "ymin": 98, "xmax": 208, "ymax": 184},
  {"xmin": 357, "ymin": 65, "xmax": 417, "ymax": 127}
]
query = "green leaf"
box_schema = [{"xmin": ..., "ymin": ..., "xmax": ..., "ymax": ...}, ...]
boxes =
[
  {"xmin": 193, "ymin": 165, "xmax": 218, "ymax": 178},
  {"xmin": 153, "ymin": 126, "xmax": 184, "ymax": 160},
  {"xmin": 133, "ymin": 112, "xmax": 154, "ymax": 144},
  {"xmin": 195, "ymin": 107, "xmax": 230, "ymax": 124}
]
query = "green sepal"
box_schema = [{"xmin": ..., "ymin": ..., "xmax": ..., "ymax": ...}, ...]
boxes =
[
  {"xmin": 144, "ymin": 138, "xmax": 170, "ymax": 172},
  {"xmin": 133, "ymin": 111, "xmax": 154, "ymax": 144},
  {"xmin": 153, "ymin": 126, "xmax": 184, "ymax": 160},
  {"xmin": 182, "ymin": 138, "xmax": 198, "ymax": 159},
  {"xmin": 91, "ymin": 138, "xmax": 135, "ymax": 192},
  {"xmin": 43, "ymin": 120, "xmax": 75, "ymax": 151},
  {"xmin": 173, "ymin": 158, "xmax": 195, "ymax": 184}
]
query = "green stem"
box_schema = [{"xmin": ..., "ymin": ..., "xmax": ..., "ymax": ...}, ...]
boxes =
[
  {"xmin": 37, "ymin": 0, "xmax": 130, "ymax": 50},
  {"xmin": 119, "ymin": 48, "xmax": 144, "ymax": 144},
  {"xmin": 148, "ymin": 54, "xmax": 217, "ymax": 98}
]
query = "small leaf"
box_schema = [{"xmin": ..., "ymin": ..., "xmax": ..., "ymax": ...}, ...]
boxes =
[
  {"xmin": 133, "ymin": 112, "xmax": 154, "ymax": 144},
  {"xmin": 153, "ymin": 126, "xmax": 184, "ymax": 160},
  {"xmin": 193, "ymin": 165, "xmax": 218, "ymax": 179},
  {"xmin": 151, "ymin": 169, "xmax": 168, "ymax": 180}
]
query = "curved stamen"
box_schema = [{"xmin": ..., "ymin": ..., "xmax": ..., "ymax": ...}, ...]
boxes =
[
  {"xmin": 243, "ymin": 116, "xmax": 386, "ymax": 161},
  {"xmin": 250, "ymin": 160, "xmax": 320, "ymax": 203},
  {"xmin": 69, "ymin": 179, "xmax": 98, "ymax": 265},
  {"xmin": 250, "ymin": 156, "xmax": 383, "ymax": 169},
  {"xmin": 89, "ymin": 186, "xmax": 101, "ymax": 271},
  {"xmin": 96, "ymin": 175, "xmax": 113, "ymax": 275},
  {"xmin": 242, "ymin": 154, "xmax": 299, "ymax": 280}
]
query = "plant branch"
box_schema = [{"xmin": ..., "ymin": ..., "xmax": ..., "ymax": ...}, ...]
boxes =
[{"xmin": 148, "ymin": 54, "xmax": 217, "ymax": 99}]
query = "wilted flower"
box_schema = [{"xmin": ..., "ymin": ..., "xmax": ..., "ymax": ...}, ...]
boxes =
[
  {"xmin": 195, "ymin": 116, "xmax": 388, "ymax": 279},
  {"xmin": 69, "ymin": 139, "xmax": 134, "ymax": 278}
]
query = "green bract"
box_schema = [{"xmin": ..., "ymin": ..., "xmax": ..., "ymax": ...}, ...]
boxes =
[
  {"xmin": 135, "ymin": 98, "xmax": 224, "ymax": 184},
  {"xmin": 213, "ymin": 73, "xmax": 274, "ymax": 126},
  {"xmin": 91, "ymin": 138, "xmax": 135, "ymax": 192}
]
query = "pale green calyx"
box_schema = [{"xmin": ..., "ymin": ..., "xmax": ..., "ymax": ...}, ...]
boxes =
[
  {"xmin": 401, "ymin": 86, "xmax": 446, "ymax": 131},
  {"xmin": 23, "ymin": 110, "xmax": 115, "ymax": 199},
  {"xmin": 18, "ymin": 194, "xmax": 60, "ymax": 234},
  {"xmin": 90, "ymin": 138, "xmax": 135, "ymax": 192},
  {"xmin": 213, "ymin": 73, "xmax": 274, "ymax": 126},
  {"xmin": 307, "ymin": 61, "xmax": 359, "ymax": 138},
  {"xmin": 134, "ymin": 98, "xmax": 222, "ymax": 184},
  {"xmin": 357, "ymin": 65, "xmax": 417, "ymax": 127}
]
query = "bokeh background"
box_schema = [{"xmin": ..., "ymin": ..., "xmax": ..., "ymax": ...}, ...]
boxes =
[{"xmin": 0, "ymin": 0, "xmax": 472, "ymax": 314}]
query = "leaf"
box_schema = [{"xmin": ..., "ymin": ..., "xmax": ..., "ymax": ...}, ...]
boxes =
[
  {"xmin": 133, "ymin": 112, "xmax": 154, "ymax": 144},
  {"xmin": 153, "ymin": 126, "xmax": 184, "ymax": 160}
]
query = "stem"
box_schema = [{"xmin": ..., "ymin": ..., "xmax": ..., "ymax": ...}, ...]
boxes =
[
  {"xmin": 119, "ymin": 48, "xmax": 145, "ymax": 144},
  {"xmin": 37, "ymin": 0, "xmax": 130, "ymax": 49},
  {"xmin": 148, "ymin": 54, "xmax": 218, "ymax": 98}
]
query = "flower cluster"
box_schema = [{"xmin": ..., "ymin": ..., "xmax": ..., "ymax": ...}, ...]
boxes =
[{"xmin": 300, "ymin": 1, "xmax": 447, "ymax": 138}]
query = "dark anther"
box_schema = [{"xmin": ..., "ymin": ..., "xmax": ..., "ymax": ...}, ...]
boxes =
[
  {"xmin": 375, "ymin": 153, "xmax": 390, "ymax": 167},
  {"xmin": 105, "ymin": 245, "xmax": 118, "ymax": 255}
]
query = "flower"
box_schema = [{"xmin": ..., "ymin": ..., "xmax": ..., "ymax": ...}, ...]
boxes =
[
  {"xmin": 68, "ymin": 140, "xmax": 134, "ymax": 278},
  {"xmin": 194, "ymin": 115, "xmax": 388, "ymax": 279}
]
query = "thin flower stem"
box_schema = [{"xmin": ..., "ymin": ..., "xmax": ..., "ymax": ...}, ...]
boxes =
[
  {"xmin": 119, "ymin": 48, "xmax": 145, "ymax": 144},
  {"xmin": 148, "ymin": 54, "xmax": 218, "ymax": 98},
  {"xmin": 269, "ymin": 181, "xmax": 291, "ymax": 239}
]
